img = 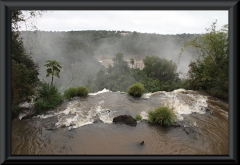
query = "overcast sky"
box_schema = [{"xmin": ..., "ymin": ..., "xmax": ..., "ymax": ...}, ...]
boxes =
[{"xmin": 20, "ymin": 10, "xmax": 228, "ymax": 34}]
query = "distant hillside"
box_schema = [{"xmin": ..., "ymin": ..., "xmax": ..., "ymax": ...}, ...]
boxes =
[{"xmin": 20, "ymin": 30, "xmax": 199, "ymax": 89}]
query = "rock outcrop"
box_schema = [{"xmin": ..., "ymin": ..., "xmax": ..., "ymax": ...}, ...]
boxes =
[{"xmin": 113, "ymin": 115, "xmax": 137, "ymax": 126}]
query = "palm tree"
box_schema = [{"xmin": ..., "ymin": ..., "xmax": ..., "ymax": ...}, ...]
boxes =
[
  {"xmin": 44, "ymin": 60, "xmax": 62, "ymax": 87},
  {"xmin": 130, "ymin": 58, "xmax": 134, "ymax": 69}
]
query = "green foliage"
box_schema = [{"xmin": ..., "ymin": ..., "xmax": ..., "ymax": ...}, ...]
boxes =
[
  {"xmin": 135, "ymin": 114, "xmax": 142, "ymax": 121},
  {"xmin": 64, "ymin": 86, "xmax": 89, "ymax": 100},
  {"xmin": 64, "ymin": 87, "xmax": 77, "ymax": 100},
  {"xmin": 143, "ymin": 56, "xmax": 179, "ymax": 82},
  {"xmin": 148, "ymin": 106, "xmax": 176, "ymax": 126},
  {"xmin": 34, "ymin": 82, "xmax": 63, "ymax": 114},
  {"xmin": 90, "ymin": 53, "xmax": 135, "ymax": 92},
  {"xmin": 92, "ymin": 54, "xmax": 183, "ymax": 93},
  {"xmin": 132, "ymin": 68, "xmax": 183, "ymax": 93},
  {"xmin": 11, "ymin": 10, "xmax": 25, "ymax": 31},
  {"xmin": 44, "ymin": 60, "xmax": 62, "ymax": 86},
  {"xmin": 12, "ymin": 104, "xmax": 21, "ymax": 117},
  {"xmin": 11, "ymin": 10, "xmax": 40, "ymax": 115},
  {"xmin": 127, "ymin": 82, "xmax": 145, "ymax": 97},
  {"xmin": 180, "ymin": 20, "xmax": 228, "ymax": 100},
  {"xmin": 75, "ymin": 86, "xmax": 89, "ymax": 96},
  {"xmin": 12, "ymin": 60, "xmax": 38, "ymax": 105}
]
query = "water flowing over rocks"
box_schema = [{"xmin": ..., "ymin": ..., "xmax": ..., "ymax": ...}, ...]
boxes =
[
  {"xmin": 12, "ymin": 89, "xmax": 228, "ymax": 154},
  {"xmin": 18, "ymin": 100, "xmax": 35, "ymax": 120}
]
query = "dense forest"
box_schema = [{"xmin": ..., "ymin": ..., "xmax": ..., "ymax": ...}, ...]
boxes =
[{"xmin": 12, "ymin": 10, "xmax": 228, "ymax": 116}]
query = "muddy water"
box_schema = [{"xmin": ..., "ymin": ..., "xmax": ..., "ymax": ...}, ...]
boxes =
[{"xmin": 12, "ymin": 89, "xmax": 228, "ymax": 155}]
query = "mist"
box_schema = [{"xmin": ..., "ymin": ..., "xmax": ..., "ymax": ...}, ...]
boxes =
[
  {"xmin": 20, "ymin": 30, "xmax": 199, "ymax": 92},
  {"xmin": 20, "ymin": 31, "xmax": 104, "ymax": 92}
]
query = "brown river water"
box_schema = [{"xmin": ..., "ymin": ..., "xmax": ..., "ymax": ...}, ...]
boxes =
[{"xmin": 12, "ymin": 89, "xmax": 228, "ymax": 155}]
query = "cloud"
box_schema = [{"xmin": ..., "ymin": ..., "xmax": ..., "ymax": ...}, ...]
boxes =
[{"xmin": 20, "ymin": 10, "xmax": 228, "ymax": 34}]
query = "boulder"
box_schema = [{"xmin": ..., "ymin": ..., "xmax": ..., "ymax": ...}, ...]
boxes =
[{"xmin": 113, "ymin": 115, "xmax": 137, "ymax": 126}]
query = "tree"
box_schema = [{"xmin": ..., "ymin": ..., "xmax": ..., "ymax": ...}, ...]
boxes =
[
  {"xmin": 44, "ymin": 60, "xmax": 62, "ymax": 87},
  {"xmin": 11, "ymin": 10, "xmax": 41, "ymax": 115},
  {"xmin": 130, "ymin": 58, "xmax": 134, "ymax": 68},
  {"xmin": 113, "ymin": 53, "xmax": 124, "ymax": 64},
  {"xmin": 179, "ymin": 20, "xmax": 228, "ymax": 100},
  {"xmin": 142, "ymin": 56, "xmax": 178, "ymax": 82}
]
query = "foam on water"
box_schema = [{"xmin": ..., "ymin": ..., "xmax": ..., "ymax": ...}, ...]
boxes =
[
  {"xmin": 162, "ymin": 91, "xmax": 208, "ymax": 120},
  {"xmin": 34, "ymin": 89, "xmax": 209, "ymax": 128},
  {"xmin": 142, "ymin": 91, "xmax": 163, "ymax": 98},
  {"xmin": 140, "ymin": 89, "xmax": 208, "ymax": 121},
  {"xmin": 89, "ymin": 88, "xmax": 111, "ymax": 95},
  {"xmin": 37, "ymin": 114, "xmax": 57, "ymax": 119},
  {"xmin": 33, "ymin": 99, "xmax": 114, "ymax": 129},
  {"xmin": 142, "ymin": 93, "xmax": 152, "ymax": 99},
  {"xmin": 18, "ymin": 110, "xmax": 31, "ymax": 120},
  {"xmin": 140, "ymin": 111, "xmax": 148, "ymax": 120},
  {"xmin": 46, "ymin": 100, "xmax": 115, "ymax": 129},
  {"xmin": 18, "ymin": 100, "xmax": 34, "ymax": 120},
  {"xmin": 173, "ymin": 88, "xmax": 186, "ymax": 93}
]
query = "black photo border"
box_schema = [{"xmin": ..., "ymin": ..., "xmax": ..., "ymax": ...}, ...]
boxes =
[{"xmin": 0, "ymin": 0, "xmax": 239, "ymax": 164}]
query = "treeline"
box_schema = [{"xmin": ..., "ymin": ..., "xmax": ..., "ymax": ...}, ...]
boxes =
[
  {"xmin": 19, "ymin": 23, "xmax": 228, "ymax": 100},
  {"xmin": 20, "ymin": 30, "xmax": 198, "ymax": 59},
  {"xmin": 87, "ymin": 21, "xmax": 228, "ymax": 100},
  {"xmin": 88, "ymin": 53, "xmax": 182, "ymax": 92},
  {"xmin": 19, "ymin": 30, "xmax": 199, "ymax": 90}
]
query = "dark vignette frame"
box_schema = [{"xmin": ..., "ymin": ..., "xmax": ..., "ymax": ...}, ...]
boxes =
[{"xmin": 0, "ymin": 0, "xmax": 238, "ymax": 164}]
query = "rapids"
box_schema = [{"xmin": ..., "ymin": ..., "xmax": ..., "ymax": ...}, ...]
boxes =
[{"xmin": 12, "ymin": 89, "xmax": 228, "ymax": 154}]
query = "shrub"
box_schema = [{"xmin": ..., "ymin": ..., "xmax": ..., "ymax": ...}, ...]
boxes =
[
  {"xmin": 64, "ymin": 87, "xmax": 77, "ymax": 100},
  {"xmin": 135, "ymin": 114, "xmax": 142, "ymax": 121},
  {"xmin": 148, "ymin": 106, "xmax": 176, "ymax": 126},
  {"xmin": 75, "ymin": 86, "xmax": 89, "ymax": 97},
  {"xmin": 34, "ymin": 82, "xmax": 63, "ymax": 114},
  {"xmin": 64, "ymin": 86, "xmax": 89, "ymax": 100},
  {"xmin": 127, "ymin": 82, "xmax": 145, "ymax": 97}
]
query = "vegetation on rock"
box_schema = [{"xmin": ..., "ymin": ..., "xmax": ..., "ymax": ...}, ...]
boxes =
[
  {"xmin": 127, "ymin": 83, "xmax": 145, "ymax": 97},
  {"xmin": 148, "ymin": 106, "xmax": 176, "ymax": 126},
  {"xmin": 135, "ymin": 114, "xmax": 142, "ymax": 121},
  {"xmin": 64, "ymin": 86, "xmax": 89, "ymax": 100}
]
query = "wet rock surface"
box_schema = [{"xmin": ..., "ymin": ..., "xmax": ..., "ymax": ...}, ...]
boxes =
[
  {"xmin": 93, "ymin": 118, "xmax": 104, "ymax": 124},
  {"xmin": 113, "ymin": 115, "xmax": 137, "ymax": 126},
  {"xmin": 170, "ymin": 122, "xmax": 181, "ymax": 127}
]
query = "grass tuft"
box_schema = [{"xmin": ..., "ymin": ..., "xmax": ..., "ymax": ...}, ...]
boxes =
[
  {"xmin": 148, "ymin": 106, "xmax": 176, "ymax": 126},
  {"xmin": 127, "ymin": 82, "xmax": 145, "ymax": 97}
]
